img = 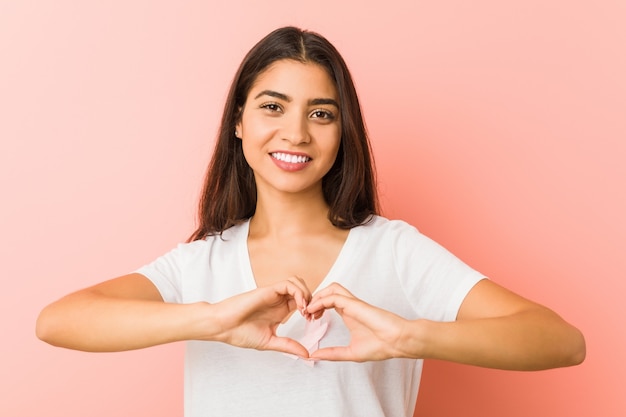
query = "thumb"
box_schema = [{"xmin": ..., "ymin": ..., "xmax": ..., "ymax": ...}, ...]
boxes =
[
  {"xmin": 310, "ymin": 346, "xmax": 354, "ymax": 362},
  {"xmin": 266, "ymin": 336, "xmax": 310, "ymax": 358}
]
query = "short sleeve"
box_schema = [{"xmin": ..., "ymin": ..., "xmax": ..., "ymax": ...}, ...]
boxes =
[
  {"xmin": 390, "ymin": 221, "xmax": 486, "ymax": 322},
  {"xmin": 135, "ymin": 240, "xmax": 207, "ymax": 304}
]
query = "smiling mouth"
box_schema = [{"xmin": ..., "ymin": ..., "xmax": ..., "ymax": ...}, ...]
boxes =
[{"xmin": 270, "ymin": 152, "xmax": 312, "ymax": 164}]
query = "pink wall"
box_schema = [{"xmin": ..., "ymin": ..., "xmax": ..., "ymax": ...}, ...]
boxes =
[{"xmin": 1, "ymin": 1, "xmax": 624, "ymax": 416}]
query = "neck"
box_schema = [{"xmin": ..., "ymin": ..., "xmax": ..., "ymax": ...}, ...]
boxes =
[{"xmin": 250, "ymin": 189, "xmax": 334, "ymax": 239}]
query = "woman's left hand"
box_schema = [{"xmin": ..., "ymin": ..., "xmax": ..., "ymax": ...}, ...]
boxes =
[
  {"xmin": 305, "ymin": 280, "xmax": 586, "ymax": 369},
  {"xmin": 305, "ymin": 283, "xmax": 411, "ymax": 362}
]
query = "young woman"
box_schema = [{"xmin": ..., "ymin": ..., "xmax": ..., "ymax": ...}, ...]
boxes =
[{"xmin": 36, "ymin": 26, "xmax": 585, "ymax": 417}]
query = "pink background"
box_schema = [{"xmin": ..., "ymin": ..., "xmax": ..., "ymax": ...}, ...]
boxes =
[{"xmin": 1, "ymin": 1, "xmax": 624, "ymax": 416}]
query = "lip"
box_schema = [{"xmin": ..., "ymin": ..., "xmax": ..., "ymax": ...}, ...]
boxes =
[{"xmin": 269, "ymin": 151, "xmax": 313, "ymax": 172}]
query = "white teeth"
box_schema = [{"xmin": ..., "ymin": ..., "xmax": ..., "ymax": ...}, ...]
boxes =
[{"xmin": 271, "ymin": 152, "xmax": 311, "ymax": 164}]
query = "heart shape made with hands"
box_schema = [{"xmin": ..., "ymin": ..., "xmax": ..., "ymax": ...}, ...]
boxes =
[{"xmin": 281, "ymin": 314, "xmax": 329, "ymax": 367}]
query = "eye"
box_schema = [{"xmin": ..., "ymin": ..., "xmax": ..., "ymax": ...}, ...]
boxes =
[
  {"xmin": 260, "ymin": 102, "xmax": 282, "ymax": 113},
  {"xmin": 310, "ymin": 109, "xmax": 335, "ymax": 121}
]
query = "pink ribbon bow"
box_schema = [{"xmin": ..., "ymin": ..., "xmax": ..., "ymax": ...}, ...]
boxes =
[{"xmin": 282, "ymin": 315, "xmax": 329, "ymax": 367}]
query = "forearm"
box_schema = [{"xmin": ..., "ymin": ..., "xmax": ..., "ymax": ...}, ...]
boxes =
[
  {"xmin": 36, "ymin": 291, "xmax": 214, "ymax": 352},
  {"xmin": 402, "ymin": 307, "xmax": 586, "ymax": 370}
]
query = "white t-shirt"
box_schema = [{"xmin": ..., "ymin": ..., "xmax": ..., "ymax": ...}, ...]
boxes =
[{"xmin": 137, "ymin": 215, "xmax": 485, "ymax": 417}]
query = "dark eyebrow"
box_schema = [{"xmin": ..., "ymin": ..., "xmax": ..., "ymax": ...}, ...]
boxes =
[
  {"xmin": 309, "ymin": 98, "xmax": 340, "ymax": 108},
  {"xmin": 254, "ymin": 90, "xmax": 291, "ymax": 101},
  {"xmin": 253, "ymin": 90, "xmax": 339, "ymax": 109}
]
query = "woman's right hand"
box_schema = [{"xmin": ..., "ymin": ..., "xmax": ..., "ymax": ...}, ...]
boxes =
[
  {"xmin": 37, "ymin": 274, "xmax": 313, "ymax": 356},
  {"xmin": 209, "ymin": 276, "xmax": 313, "ymax": 358}
]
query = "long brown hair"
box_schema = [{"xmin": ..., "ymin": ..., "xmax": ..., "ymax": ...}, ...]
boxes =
[{"xmin": 189, "ymin": 26, "xmax": 379, "ymax": 241}]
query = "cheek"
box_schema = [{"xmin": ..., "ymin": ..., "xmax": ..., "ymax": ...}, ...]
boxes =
[
  {"xmin": 240, "ymin": 128, "xmax": 275, "ymax": 163},
  {"xmin": 325, "ymin": 128, "xmax": 342, "ymax": 160},
  {"xmin": 241, "ymin": 114, "xmax": 279, "ymax": 138},
  {"xmin": 240, "ymin": 139, "xmax": 259, "ymax": 167}
]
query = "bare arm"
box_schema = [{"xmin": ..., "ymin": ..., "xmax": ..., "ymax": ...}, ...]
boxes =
[
  {"xmin": 407, "ymin": 279, "xmax": 586, "ymax": 370},
  {"xmin": 35, "ymin": 273, "xmax": 213, "ymax": 352},
  {"xmin": 307, "ymin": 280, "xmax": 586, "ymax": 370},
  {"xmin": 36, "ymin": 273, "xmax": 313, "ymax": 356}
]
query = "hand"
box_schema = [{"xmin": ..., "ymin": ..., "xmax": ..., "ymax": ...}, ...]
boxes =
[
  {"xmin": 305, "ymin": 283, "xmax": 410, "ymax": 362},
  {"xmin": 212, "ymin": 277, "xmax": 312, "ymax": 358}
]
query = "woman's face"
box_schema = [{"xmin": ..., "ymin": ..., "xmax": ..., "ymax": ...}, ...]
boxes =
[{"xmin": 236, "ymin": 59, "xmax": 341, "ymax": 199}]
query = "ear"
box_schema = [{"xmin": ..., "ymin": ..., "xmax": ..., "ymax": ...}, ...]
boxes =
[
  {"xmin": 235, "ymin": 107, "xmax": 243, "ymax": 139},
  {"xmin": 235, "ymin": 120, "xmax": 242, "ymax": 139}
]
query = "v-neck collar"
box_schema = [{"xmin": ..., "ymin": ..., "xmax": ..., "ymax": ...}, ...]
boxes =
[{"xmin": 237, "ymin": 219, "xmax": 359, "ymax": 294}]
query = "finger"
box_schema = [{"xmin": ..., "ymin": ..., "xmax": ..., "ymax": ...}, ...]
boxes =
[
  {"xmin": 273, "ymin": 278, "xmax": 312, "ymax": 312},
  {"xmin": 287, "ymin": 275, "xmax": 312, "ymax": 294},
  {"xmin": 307, "ymin": 293, "xmax": 387, "ymax": 329},
  {"xmin": 310, "ymin": 282, "xmax": 354, "ymax": 305},
  {"xmin": 291, "ymin": 275, "xmax": 316, "ymax": 307},
  {"xmin": 310, "ymin": 309, "xmax": 324, "ymax": 321},
  {"xmin": 306, "ymin": 293, "xmax": 354, "ymax": 316},
  {"xmin": 310, "ymin": 346, "xmax": 358, "ymax": 362},
  {"xmin": 265, "ymin": 336, "xmax": 310, "ymax": 358}
]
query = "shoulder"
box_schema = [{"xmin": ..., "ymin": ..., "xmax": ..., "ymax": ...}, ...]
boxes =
[
  {"xmin": 357, "ymin": 215, "xmax": 422, "ymax": 241},
  {"xmin": 161, "ymin": 221, "xmax": 249, "ymax": 261},
  {"xmin": 356, "ymin": 215, "xmax": 455, "ymax": 262}
]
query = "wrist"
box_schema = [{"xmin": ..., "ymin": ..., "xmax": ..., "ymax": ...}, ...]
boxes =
[
  {"xmin": 396, "ymin": 319, "xmax": 430, "ymax": 359},
  {"xmin": 185, "ymin": 301, "xmax": 221, "ymax": 342}
]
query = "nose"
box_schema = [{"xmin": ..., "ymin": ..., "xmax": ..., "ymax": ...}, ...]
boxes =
[{"xmin": 281, "ymin": 113, "xmax": 310, "ymax": 145}]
